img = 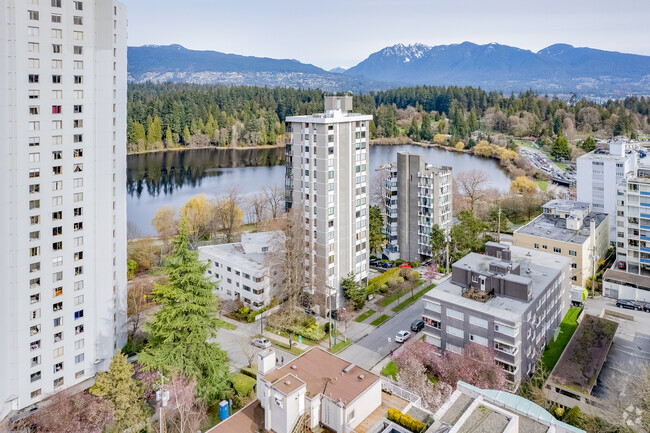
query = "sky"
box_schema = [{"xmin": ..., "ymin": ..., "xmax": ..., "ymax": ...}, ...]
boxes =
[{"xmin": 123, "ymin": 0, "xmax": 650, "ymax": 70}]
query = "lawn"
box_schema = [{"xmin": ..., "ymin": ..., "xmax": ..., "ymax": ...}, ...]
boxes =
[
  {"xmin": 381, "ymin": 360, "xmax": 399, "ymax": 380},
  {"xmin": 264, "ymin": 326, "xmax": 320, "ymax": 346},
  {"xmin": 540, "ymin": 307, "xmax": 581, "ymax": 373},
  {"xmin": 537, "ymin": 181, "xmax": 548, "ymax": 191},
  {"xmin": 392, "ymin": 284, "xmax": 435, "ymax": 313},
  {"xmin": 263, "ymin": 336, "xmax": 305, "ymax": 356},
  {"xmin": 329, "ymin": 339, "xmax": 352, "ymax": 354},
  {"xmin": 380, "ymin": 280, "xmax": 424, "ymax": 307},
  {"xmin": 355, "ymin": 309, "xmax": 376, "ymax": 323},
  {"xmin": 370, "ymin": 314, "xmax": 391, "ymax": 326},
  {"xmin": 216, "ymin": 319, "xmax": 237, "ymax": 330}
]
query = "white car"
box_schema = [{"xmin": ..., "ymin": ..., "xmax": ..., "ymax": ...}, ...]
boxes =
[
  {"xmin": 251, "ymin": 337, "xmax": 272, "ymax": 349},
  {"xmin": 395, "ymin": 330, "xmax": 411, "ymax": 343}
]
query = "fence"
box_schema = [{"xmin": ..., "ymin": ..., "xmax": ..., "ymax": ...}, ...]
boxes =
[{"xmin": 381, "ymin": 378, "xmax": 423, "ymax": 408}]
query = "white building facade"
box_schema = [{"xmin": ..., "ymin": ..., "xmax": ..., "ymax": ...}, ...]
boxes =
[
  {"xmin": 576, "ymin": 138, "xmax": 640, "ymax": 239},
  {"xmin": 0, "ymin": 0, "xmax": 127, "ymax": 419},
  {"xmin": 199, "ymin": 232, "xmax": 281, "ymax": 309},
  {"xmin": 285, "ymin": 96, "xmax": 373, "ymax": 308}
]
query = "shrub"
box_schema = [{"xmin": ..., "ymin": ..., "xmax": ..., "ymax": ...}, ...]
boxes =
[
  {"xmin": 367, "ymin": 267, "xmax": 401, "ymax": 293},
  {"xmin": 127, "ymin": 259, "xmax": 137, "ymax": 279},
  {"xmin": 240, "ymin": 366, "xmax": 257, "ymax": 379},
  {"xmin": 408, "ymin": 261, "xmax": 420, "ymax": 268},
  {"xmin": 395, "ymin": 259, "xmax": 406, "ymax": 266},
  {"xmin": 387, "ymin": 408, "xmax": 425, "ymax": 433},
  {"xmin": 564, "ymin": 406, "xmax": 583, "ymax": 428},
  {"xmin": 230, "ymin": 373, "xmax": 256, "ymax": 396}
]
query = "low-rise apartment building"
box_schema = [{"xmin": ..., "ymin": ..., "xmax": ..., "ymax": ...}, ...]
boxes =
[
  {"xmin": 383, "ymin": 152, "xmax": 452, "ymax": 262},
  {"xmin": 513, "ymin": 200, "xmax": 609, "ymax": 287},
  {"xmin": 421, "ymin": 243, "xmax": 571, "ymax": 390},
  {"xmin": 198, "ymin": 231, "xmax": 281, "ymax": 309}
]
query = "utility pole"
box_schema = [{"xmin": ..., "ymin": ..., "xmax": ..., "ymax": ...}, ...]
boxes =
[
  {"xmin": 445, "ymin": 231, "xmax": 451, "ymax": 274},
  {"xmin": 590, "ymin": 244, "xmax": 597, "ymax": 298},
  {"xmin": 497, "ymin": 205, "xmax": 501, "ymax": 243}
]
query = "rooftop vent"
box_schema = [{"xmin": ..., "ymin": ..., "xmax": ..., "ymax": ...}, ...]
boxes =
[
  {"xmin": 358, "ymin": 374, "xmax": 365, "ymax": 380},
  {"xmin": 526, "ymin": 252, "xmax": 531, "ymax": 256},
  {"xmin": 526, "ymin": 269, "xmax": 531, "ymax": 274},
  {"xmin": 285, "ymin": 380, "xmax": 291, "ymax": 385},
  {"xmin": 290, "ymin": 365, "xmax": 297, "ymax": 370},
  {"xmin": 342, "ymin": 364, "xmax": 355, "ymax": 374}
]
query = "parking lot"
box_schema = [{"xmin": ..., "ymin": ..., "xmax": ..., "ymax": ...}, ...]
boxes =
[{"xmin": 583, "ymin": 297, "xmax": 650, "ymax": 416}]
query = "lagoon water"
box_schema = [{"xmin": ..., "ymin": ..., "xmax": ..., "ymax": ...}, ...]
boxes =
[{"xmin": 127, "ymin": 145, "xmax": 511, "ymax": 234}]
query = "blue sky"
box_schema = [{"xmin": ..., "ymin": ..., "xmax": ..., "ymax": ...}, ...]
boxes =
[{"xmin": 123, "ymin": 0, "xmax": 650, "ymax": 70}]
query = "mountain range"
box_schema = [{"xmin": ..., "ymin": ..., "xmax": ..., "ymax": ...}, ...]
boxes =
[{"xmin": 127, "ymin": 42, "xmax": 650, "ymax": 96}]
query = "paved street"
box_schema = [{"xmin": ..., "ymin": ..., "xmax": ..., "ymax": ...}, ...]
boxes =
[{"xmin": 338, "ymin": 296, "xmax": 427, "ymax": 371}]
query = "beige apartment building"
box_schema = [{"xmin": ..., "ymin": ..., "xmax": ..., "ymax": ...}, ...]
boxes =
[{"xmin": 514, "ymin": 200, "xmax": 609, "ymax": 287}]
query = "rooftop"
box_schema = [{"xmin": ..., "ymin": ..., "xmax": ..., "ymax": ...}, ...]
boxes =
[
  {"xmin": 206, "ymin": 400, "xmax": 263, "ymax": 433},
  {"xmin": 515, "ymin": 210, "xmax": 608, "ymax": 245},
  {"xmin": 264, "ymin": 347, "xmax": 380, "ymax": 406},
  {"xmin": 547, "ymin": 315, "xmax": 618, "ymax": 395},
  {"xmin": 426, "ymin": 244, "xmax": 570, "ymax": 322},
  {"xmin": 431, "ymin": 381, "xmax": 584, "ymax": 433},
  {"xmin": 603, "ymin": 269, "xmax": 650, "ymax": 288},
  {"xmin": 198, "ymin": 231, "xmax": 282, "ymax": 274}
]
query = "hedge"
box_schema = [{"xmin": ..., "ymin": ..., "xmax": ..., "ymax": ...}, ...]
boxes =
[
  {"xmin": 387, "ymin": 408, "xmax": 426, "ymax": 433},
  {"xmin": 230, "ymin": 373, "xmax": 256, "ymax": 396},
  {"xmin": 240, "ymin": 365, "xmax": 257, "ymax": 379}
]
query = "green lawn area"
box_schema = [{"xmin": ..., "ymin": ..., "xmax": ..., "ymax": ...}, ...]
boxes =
[
  {"xmin": 264, "ymin": 326, "xmax": 319, "ymax": 346},
  {"xmin": 515, "ymin": 140, "xmax": 538, "ymax": 149},
  {"xmin": 263, "ymin": 335, "xmax": 305, "ymax": 356},
  {"xmin": 329, "ymin": 339, "xmax": 352, "ymax": 354},
  {"xmin": 216, "ymin": 319, "xmax": 237, "ymax": 330},
  {"xmin": 537, "ymin": 181, "xmax": 548, "ymax": 191},
  {"xmin": 381, "ymin": 360, "xmax": 399, "ymax": 380},
  {"xmin": 556, "ymin": 162, "xmax": 569, "ymax": 170},
  {"xmin": 370, "ymin": 314, "xmax": 391, "ymax": 326},
  {"xmin": 540, "ymin": 307, "xmax": 581, "ymax": 373},
  {"xmin": 355, "ymin": 309, "xmax": 376, "ymax": 323},
  {"xmin": 380, "ymin": 280, "xmax": 424, "ymax": 307},
  {"xmin": 392, "ymin": 284, "xmax": 435, "ymax": 313}
]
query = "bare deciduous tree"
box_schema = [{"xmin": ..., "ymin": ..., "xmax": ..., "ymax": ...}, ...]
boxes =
[
  {"xmin": 263, "ymin": 185, "xmax": 284, "ymax": 220},
  {"xmin": 127, "ymin": 221, "xmax": 144, "ymax": 240},
  {"xmin": 370, "ymin": 169, "xmax": 389, "ymax": 214},
  {"xmin": 127, "ymin": 278, "xmax": 154, "ymax": 341},
  {"xmin": 455, "ymin": 169, "xmax": 489, "ymax": 212},
  {"xmin": 247, "ymin": 192, "xmax": 268, "ymax": 228},
  {"xmin": 212, "ymin": 187, "xmax": 244, "ymax": 243},
  {"xmin": 151, "ymin": 205, "xmax": 179, "ymax": 247},
  {"xmin": 164, "ymin": 376, "xmax": 207, "ymax": 433}
]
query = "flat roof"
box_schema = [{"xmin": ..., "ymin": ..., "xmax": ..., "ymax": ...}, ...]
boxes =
[
  {"xmin": 547, "ymin": 315, "xmax": 618, "ymax": 395},
  {"xmin": 604, "ymin": 269, "xmax": 650, "ymax": 289},
  {"xmin": 542, "ymin": 200, "xmax": 591, "ymax": 212},
  {"xmin": 263, "ymin": 347, "xmax": 379, "ymax": 406},
  {"xmin": 199, "ymin": 231, "xmax": 282, "ymax": 274},
  {"xmin": 286, "ymin": 112, "xmax": 373, "ymax": 123},
  {"xmin": 206, "ymin": 400, "xmax": 263, "ymax": 433},
  {"xmin": 514, "ymin": 212, "xmax": 608, "ymax": 245},
  {"xmin": 425, "ymin": 246, "xmax": 570, "ymax": 321}
]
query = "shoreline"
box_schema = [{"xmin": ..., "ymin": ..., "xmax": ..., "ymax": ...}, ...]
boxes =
[{"xmin": 126, "ymin": 142, "xmax": 285, "ymax": 156}]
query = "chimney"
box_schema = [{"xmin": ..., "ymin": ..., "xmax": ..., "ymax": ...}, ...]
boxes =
[{"xmin": 257, "ymin": 349, "xmax": 276, "ymax": 376}]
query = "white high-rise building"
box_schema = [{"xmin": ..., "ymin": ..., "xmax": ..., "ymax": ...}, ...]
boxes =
[
  {"xmin": 576, "ymin": 138, "xmax": 640, "ymax": 240},
  {"xmin": 0, "ymin": 0, "xmax": 127, "ymax": 419},
  {"xmin": 285, "ymin": 96, "xmax": 373, "ymax": 308}
]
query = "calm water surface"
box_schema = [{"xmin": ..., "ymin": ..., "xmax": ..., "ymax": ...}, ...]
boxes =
[{"xmin": 127, "ymin": 145, "xmax": 511, "ymax": 234}]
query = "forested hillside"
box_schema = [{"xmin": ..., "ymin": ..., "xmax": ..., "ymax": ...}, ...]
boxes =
[{"xmin": 127, "ymin": 83, "xmax": 650, "ymax": 154}]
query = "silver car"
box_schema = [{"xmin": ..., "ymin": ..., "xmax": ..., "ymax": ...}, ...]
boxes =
[{"xmin": 251, "ymin": 337, "xmax": 272, "ymax": 348}]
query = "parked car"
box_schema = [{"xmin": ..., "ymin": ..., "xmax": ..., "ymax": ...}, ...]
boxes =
[
  {"xmin": 251, "ymin": 337, "xmax": 271, "ymax": 348},
  {"xmin": 640, "ymin": 302, "xmax": 650, "ymax": 312},
  {"xmin": 616, "ymin": 299, "xmax": 640, "ymax": 310},
  {"xmin": 617, "ymin": 261, "xmax": 627, "ymax": 270},
  {"xmin": 410, "ymin": 320, "xmax": 424, "ymax": 332},
  {"xmin": 395, "ymin": 330, "xmax": 411, "ymax": 343}
]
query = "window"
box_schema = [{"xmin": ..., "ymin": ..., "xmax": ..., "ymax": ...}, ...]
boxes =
[
  {"xmin": 73, "ymin": 60, "xmax": 83, "ymax": 70},
  {"xmin": 52, "ymin": 211, "xmax": 62, "ymax": 220},
  {"xmin": 75, "ymin": 353, "xmax": 84, "ymax": 364},
  {"xmin": 29, "ymin": 262, "xmax": 40, "ymax": 273},
  {"xmin": 571, "ymin": 263, "xmax": 577, "ymax": 269},
  {"xmin": 446, "ymin": 325, "xmax": 464, "ymax": 338},
  {"xmin": 75, "ymin": 324, "xmax": 84, "ymax": 334},
  {"xmin": 51, "ymin": 29, "xmax": 62, "ymax": 39},
  {"xmin": 446, "ymin": 308, "xmax": 464, "ymax": 321},
  {"xmin": 73, "ymin": 16, "xmax": 83, "ymax": 25},
  {"xmin": 470, "ymin": 334, "xmax": 488, "ymax": 346},
  {"xmin": 74, "ymin": 310, "xmax": 84, "ymax": 320},
  {"xmin": 73, "ymin": 194, "xmax": 83, "ymax": 204},
  {"xmin": 29, "ymin": 168, "xmax": 40, "ymax": 178},
  {"xmin": 28, "ymin": 42, "xmax": 39, "ymax": 53},
  {"xmin": 52, "ymin": 271, "xmax": 62, "ymax": 282},
  {"xmin": 52, "ymin": 226, "xmax": 62, "ymax": 236},
  {"xmin": 51, "ymin": 59, "xmax": 62, "ymax": 69},
  {"xmin": 74, "ymin": 339, "xmax": 84, "ymax": 350},
  {"xmin": 494, "ymin": 322, "xmax": 517, "ymax": 337},
  {"xmin": 74, "ymin": 266, "xmax": 83, "ymax": 275},
  {"xmin": 534, "ymin": 243, "xmax": 539, "ymax": 249},
  {"xmin": 29, "ymin": 137, "xmax": 40, "ymax": 146},
  {"xmin": 73, "ymin": 31, "xmax": 83, "ymax": 41},
  {"xmin": 74, "ymin": 1, "xmax": 83, "ymax": 10},
  {"xmin": 28, "ymin": 58, "xmax": 40, "ymax": 68},
  {"xmin": 53, "ymin": 287, "xmax": 63, "ymax": 297},
  {"xmin": 74, "ymin": 75, "xmax": 83, "ymax": 84},
  {"xmin": 30, "ymin": 294, "xmax": 40, "ymax": 304},
  {"xmin": 53, "ymin": 301, "xmax": 63, "ymax": 312},
  {"xmin": 31, "ymin": 356, "xmax": 41, "ymax": 367},
  {"xmin": 74, "ymin": 105, "xmax": 83, "ymax": 113},
  {"xmin": 542, "ymin": 245, "xmax": 547, "ymax": 250},
  {"xmin": 51, "ymin": 0, "xmax": 62, "ymax": 7},
  {"xmin": 74, "ymin": 46, "xmax": 83, "ymax": 55},
  {"xmin": 30, "ymin": 246, "xmax": 40, "ymax": 257},
  {"xmin": 51, "ymin": 14, "xmax": 62, "ymax": 23},
  {"xmin": 74, "ymin": 207, "xmax": 83, "ymax": 217},
  {"xmin": 53, "ymin": 346, "xmax": 63, "ymax": 358},
  {"xmin": 75, "ymin": 370, "xmax": 84, "ymax": 379},
  {"xmin": 54, "ymin": 377, "xmax": 64, "ymax": 388},
  {"xmin": 28, "ymin": 74, "xmax": 39, "ymax": 83},
  {"xmin": 28, "ymin": 26, "xmax": 40, "ymax": 37},
  {"xmin": 52, "ymin": 135, "xmax": 62, "ymax": 145},
  {"xmin": 425, "ymin": 301, "xmax": 441, "ymax": 313},
  {"xmin": 74, "ymin": 252, "xmax": 83, "ymax": 262},
  {"xmin": 29, "ymin": 184, "xmax": 40, "ymax": 194},
  {"xmin": 553, "ymin": 247, "xmax": 562, "ymax": 253},
  {"xmin": 53, "ymin": 332, "xmax": 62, "ymax": 342},
  {"xmin": 30, "ymin": 324, "xmax": 41, "ymax": 336},
  {"xmin": 29, "ymin": 230, "xmax": 40, "ymax": 240},
  {"xmin": 569, "ymin": 250, "xmax": 577, "ymax": 257},
  {"xmin": 52, "ymin": 166, "xmax": 62, "ymax": 175},
  {"xmin": 30, "ymin": 371, "xmax": 41, "ymax": 383},
  {"xmin": 52, "ymin": 256, "xmax": 63, "ymax": 267},
  {"xmin": 52, "ymin": 105, "xmax": 62, "ymax": 114},
  {"xmin": 52, "ymin": 75, "xmax": 61, "ymax": 84},
  {"xmin": 31, "ymin": 389, "xmax": 42, "ymax": 399},
  {"xmin": 494, "ymin": 341, "xmax": 517, "ymax": 355},
  {"xmin": 29, "ymin": 10, "xmax": 40, "ymax": 20},
  {"xmin": 52, "ymin": 43, "xmax": 62, "ymax": 54},
  {"xmin": 53, "ymin": 362, "xmax": 63, "ymax": 373},
  {"xmin": 30, "ymin": 215, "xmax": 40, "ymax": 225}
]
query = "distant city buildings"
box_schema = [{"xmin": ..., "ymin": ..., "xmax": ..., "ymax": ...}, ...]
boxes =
[
  {"xmin": 383, "ymin": 152, "xmax": 452, "ymax": 262},
  {"xmin": 576, "ymin": 137, "xmax": 641, "ymax": 239},
  {"xmin": 421, "ymin": 243, "xmax": 571, "ymax": 390},
  {"xmin": 0, "ymin": 0, "xmax": 128, "ymax": 419},
  {"xmin": 514, "ymin": 200, "xmax": 609, "ymax": 287},
  {"xmin": 284, "ymin": 96, "xmax": 373, "ymax": 308},
  {"xmin": 199, "ymin": 231, "xmax": 281, "ymax": 309}
]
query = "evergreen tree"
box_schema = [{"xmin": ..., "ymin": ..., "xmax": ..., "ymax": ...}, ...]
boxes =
[
  {"xmin": 467, "ymin": 110, "xmax": 479, "ymax": 132},
  {"xmin": 430, "ymin": 224, "xmax": 446, "ymax": 261},
  {"xmin": 581, "ymin": 136, "xmax": 596, "ymax": 152},
  {"xmin": 133, "ymin": 121, "xmax": 146, "ymax": 143},
  {"xmin": 369, "ymin": 205, "xmax": 386, "ymax": 255},
  {"xmin": 147, "ymin": 115, "xmax": 163, "ymax": 144},
  {"xmin": 139, "ymin": 219, "xmax": 231, "ymax": 403},
  {"xmin": 420, "ymin": 114, "xmax": 433, "ymax": 141},
  {"xmin": 408, "ymin": 118, "xmax": 421, "ymax": 141},
  {"xmin": 182, "ymin": 125, "xmax": 191, "ymax": 144},
  {"xmin": 551, "ymin": 134, "xmax": 571, "ymax": 161},
  {"xmin": 165, "ymin": 126, "xmax": 175, "ymax": 148},
  {"xmin": 89, "ymin": 353, "xmax": 150, "ymax": 432},
  {"xmin": 341, "ymin": 272, "xmax": 366, "ymax": 310}
]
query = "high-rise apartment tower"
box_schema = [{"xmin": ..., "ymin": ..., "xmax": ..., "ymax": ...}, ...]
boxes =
[{"xmin": 0, "ymin": 0, "xmax": 127, "ymax": 419}]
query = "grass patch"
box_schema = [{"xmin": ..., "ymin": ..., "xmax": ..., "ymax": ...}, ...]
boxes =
[
  {"xmin": 216, "ymin": 319, "xmax": 237, "ymax": 330},
  {"xmin": 381, "ymin": 361, "xmax": 399, "ymax": 380},
  {"xmin": 329, "ymin": 339, "xmax": 352, "ymax": 354},
  {"xmin": 392, "ymin": 284, "xmax": 435, "ymax": 313},
  {"xmin": 370, "ymin": 314, "xmax": 391, "ymax": 326},
  {"xmin": 540, "ymin": 307, "xmax": 581, "ymax": 373},
  {"xmin": 230, "ymin": 373, "xmax": 256, "ymax": 396},
  {"xmin": 380, "ymin": 280, "xmax": 423, "ymax": 307},
  {"xmin": 537, "ymin": 181, "xmax": 548, "ymax": 191},
  {"xmin": 266, "ymin": 337, "xmax": 304, "ymax": 356},
  {"xmin": 556, "ymin": 162, "xmax": 568, "ymax": 170},
  {"xmin": 264, "ymin": 326, "xmax": 318, "ymax": 346},
  {"xmin": 355, "ymin": 309, "xmax": 376, "ymax": 323}
]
